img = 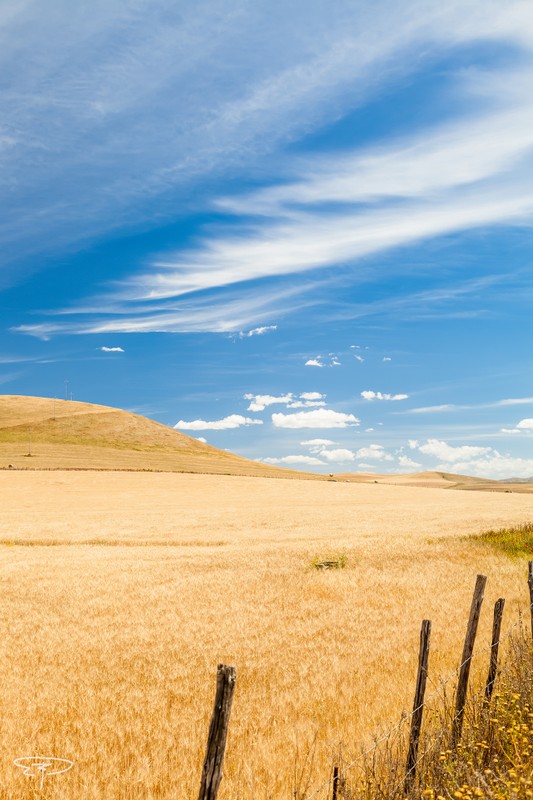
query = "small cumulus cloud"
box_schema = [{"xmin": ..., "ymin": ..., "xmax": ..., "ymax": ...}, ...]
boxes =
[
  {"xmin": 240, "ymin": 325, "xmax": 277, "ymax": 337},
  {"xmin": 361, "ymin": 390, "xmax": 408, "ymax": 401},
  {"xmin": 244, "ymin": 393, "xmax": 293, "ymax": 412},
  {"xmin": 355, "ymin": 444, "xmax": 393, "ymax": 461},
  {"xmin": 417, "ymin": 439, "xmax": 490, "ymax": 462},
  {"xmin": 287, "ymin": 400, "xmax": 326, "ymax": 408},
  {"xmin": 517, "ymin": 418, "xmax": 533, "ymax": 429},
  {"xmin": 398, "ymin": 454, "xmax": 422, "ymax": 469},
  {"xmin": 245, "ymin": 391, "xmax": 326, "ymax": 411},
  {"xmin": 319, "ymin": 448, "xmax": 356, "ymax": 462},
  {"xmin": 272, "ymin": 409, "xmax": 360, "ymax": 429},
  {"xmin": 305, "ymin": 355, "xmax": 340, "ymax": 367},
  {"xmin": 500, "ymin": 419, "xmax": 533, "ymax": 434},
  {"xmin": 383, "ymin": 357, "xmax": 392, "ymax": 362},
  {"xmin": 100, "ymin": 346, "xmax": 124, "ymax": 352},
  {"xmin": 263, "ymin": 455, "xmax": 325, "ymax": 466},
  {"xmin": 354, "ymin": 355, "xmax": 365, "ymax": 363},
  {"xmin": 301, "ymin": 438, "xmax": 336, "ymax": 446},
  {"xmin": 175, "ymin": 415, "xmax": 263, "ymax": 430},
  {"xmin": 412, "ymin": 439, "xmax": 533, "ymax": 479},
  {"xmin": 196, "ymin": 437, "xmax": 207, "ymax": 443}
]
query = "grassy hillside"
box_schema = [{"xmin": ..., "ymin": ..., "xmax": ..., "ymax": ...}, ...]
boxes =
[{"xmin": 0, "ymin": 395, "xmax": 318, "ymax": 478}]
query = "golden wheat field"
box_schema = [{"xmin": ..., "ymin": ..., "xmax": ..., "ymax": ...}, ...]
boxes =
[{"xmin": 1, "ymin": 470, "xmax": 533, "ymax": 799}]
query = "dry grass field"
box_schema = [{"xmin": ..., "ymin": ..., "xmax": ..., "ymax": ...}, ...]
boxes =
[{"xmin": 1, "ymin": 470, "xmax": 533, "ymax": 799}]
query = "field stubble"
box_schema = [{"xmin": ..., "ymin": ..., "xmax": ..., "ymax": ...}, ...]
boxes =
[{"xmin": 0, "ymin": 471, "xmax": 532, "ymax": 799}]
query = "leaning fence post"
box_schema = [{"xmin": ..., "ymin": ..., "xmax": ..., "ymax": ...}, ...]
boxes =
[
  {"xmin": 527, "ymin": 561, "xmax": 533, "ymax": 639},
  {"xmin": 331, "ymin": 765, "xmax": 339, "ymax": 800},
  {"xmin": 198, "ymin": 663, "xmax": 237, "ymax": 800},
  {"xmin": 484, "ymin": 598, "xmax": 505, "ymax": 703},
  {"xmin": 404, "ymin": 619, "xmax": 431, "ymax": 792},
  {"xmin": 452, "ymin": 574, "xmax": 487, "ymax": 746}
]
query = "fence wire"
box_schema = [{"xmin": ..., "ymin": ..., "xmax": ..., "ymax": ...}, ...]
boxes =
[{"xmin": 301, "ymin": 611, "xmax": 525, "ymax": 800}]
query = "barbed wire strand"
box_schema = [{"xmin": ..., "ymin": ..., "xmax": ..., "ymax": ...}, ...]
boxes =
[{"xmin": 301, "ymin": 614, "xmax": 524, "ymax": 800}]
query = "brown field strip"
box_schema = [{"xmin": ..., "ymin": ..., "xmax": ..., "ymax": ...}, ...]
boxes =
[{"xmin": 1, "ymin": 471, "xmax": 532, "ymax": 799}]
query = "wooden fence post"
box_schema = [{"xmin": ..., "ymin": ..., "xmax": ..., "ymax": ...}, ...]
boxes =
[
  {"xmin": 452, "ymin": 574, "xmax": 487, "ymax": 746},
  {"xmin": 331, "ymin": 765, "xmax": 339, "ymax": 800},
  {"xmin": 527, "ymin": 561, "xmax": 533, "ymax": 639},
  {"xmin": 484, "ymin": 598, "xmax": 505, "ymax": 703},
  {"xmin": 198, "ymin": 664, "xmax": 236, "ymax": 800},
  {"xmin": 404, "ymin": 619, "xmax": 431, "ymax": 792}
]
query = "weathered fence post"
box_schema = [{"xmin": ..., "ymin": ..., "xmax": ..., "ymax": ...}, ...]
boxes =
[
  {"xmin": 484, "ymin": 598, "xmax": 505, "ymax": 703},
  {"xmin": 331, "ymin": 765, "xmax": 339, "ymax": 800},
  {"xmin": 452, "ymin": 574, "xmax": 487, "ymax": 746},
  {"xmin": 404, "ymin": 619, "xmax": 431, "ymax": 792},
  {"xmin": 527, "ymin": 561, "xmax": 533, "ymax": 639},
  {"xmin": 198, "ymin": 663, "xmax": 237, "ymax": 800}
]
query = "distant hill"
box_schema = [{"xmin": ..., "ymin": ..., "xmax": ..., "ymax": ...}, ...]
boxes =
[
  {"xmin": 336, "ymin": 469, "xmax": 533, "ymax": 493},
  {"xmin": 0, "ymin": 395, "xmax": 319, "ymax": 479}
]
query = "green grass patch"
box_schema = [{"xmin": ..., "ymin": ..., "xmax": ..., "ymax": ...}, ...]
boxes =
[
  {"xmin": 309, "ymin": 551, "xmax": 347, "ymax": 570},
  {"xmin": 475, "ymin": 521, "xmax": 533, "ymax": 557}
]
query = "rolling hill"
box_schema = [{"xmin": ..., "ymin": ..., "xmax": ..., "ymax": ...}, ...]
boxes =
[
  {"xmin": 1, "ymin": 395, "xmax": 531, "ymax": 491},
  {"xmin": 0, "ymin": 395, "xmax": 318, "ymax": 478}
]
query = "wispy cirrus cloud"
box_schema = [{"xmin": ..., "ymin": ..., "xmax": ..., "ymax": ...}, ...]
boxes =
[
  {"xmin": 10, "ymin": 0, "xmax": 533, "ymax": 336},
  {"xmin": 406, "ymin": 396, "xmax": 533, "ymax": 413}
]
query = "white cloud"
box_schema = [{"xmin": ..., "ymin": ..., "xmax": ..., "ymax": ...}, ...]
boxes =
[
  {"xmin": 196, "ymin": 437, "xmax": 207, "ymax": 443},
  {"xmin": 287, "ymin": 400, "xmax": 326, "ymax": 408},
  {"xmin": 361, "ymin": 390, "xmax": 408, "ymax": 401},
  {"xmin": 244, "ymin": 393, "xmax": 293, "ymax": 412},
  {"xmin": 319, "ymin": 448, "xmax": 356, "ymax": 462},
  {"xmin": 272, "ymin": 408, "xmax": 360, "ymax": 429},
  {"xmin": 305, "ymin": 358, "xmax": 324, "ymax": 367},
  {"xmin": 408, "ymin": 439, "xmax": 419, "ymax": 449},
  {"xmin": 441, "ymin": 453, "xmax": 533, "ymax": 480},
  {"xmin": 398, "ymin": 454, "xmax": 422, "ymax": 469},
  {"xmin": 417, "ymin": 439, "xmax": 491, "ymax": 463},
  {"xmin": 175, "ymin": 415, "xmax": 263, "ymax": 431},
  {"xmin": 355, "ymin": 444, "xmax": 394, "ymax": 461},
  {"xmin": 240, "ymin": 325, "xmax": 277, "ymax": 337},
  {"xmin": 301, "ymin": 438, "xmax": 336, "ymax": 446},
  {"xmin": 354, "ymin": 355, "xmax": 365, "ymax": 363},
  {"xmin": 100, "ymin": 346, "xmax": 124, "ymax": 353},
  {"xmin": 517, "ymin": 418, "xmax": 533, "ymax": 429},
  {"xmin": 501, "ymin": 419, "xmax": 533, "ymax": 434},
  {"xmin": 383, "ymin": 356, "xmax": 392, "ymax": 362},
  {"xmin": 263, "ymin": 455, "xmax": 325, "ymax": 466},
  {"xmin": 244, "ymin": 390, "xmax": 326, "ymax": 411}
]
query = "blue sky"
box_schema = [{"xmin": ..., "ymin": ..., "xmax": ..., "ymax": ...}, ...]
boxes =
[{"xmin": 2, "ymin": 0, "xmax": 533, "ymax": 478}]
